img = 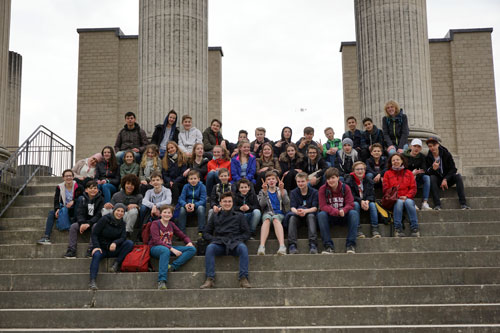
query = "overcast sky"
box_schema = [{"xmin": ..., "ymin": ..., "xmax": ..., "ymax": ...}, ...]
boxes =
[{"xmin": 8, "ymin": 0, "xmax": 500, "ymax": 146}]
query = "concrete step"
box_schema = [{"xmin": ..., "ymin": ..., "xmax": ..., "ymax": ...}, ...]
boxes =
[
  {"xmin": 2, "ymin": 285, "xmax": 500, "ymax": 309},
  {"xmin": 464, "ymin": 166, "xmax": 500, "ymax": 176},
  {"xmin": 464, "ymin": 175, "xmax": 500, "ymax": 187},
  {"xmin": 2, "ymin": 267, "xmax": 500, "ymax": 291},
  {"xmin": 11, "ymin": 195, "xmax": 52, "ymax": 206},
  {"xmin": 2, "ymin": 251, "xmax": 499, "ymax": 274},
  {"xmin": 1, "ymin": 304, "xmax": 499, "ymax": 328},
  {"xmin": 31, "ymin": 176, "xmax": 63, "ymax": 185}
]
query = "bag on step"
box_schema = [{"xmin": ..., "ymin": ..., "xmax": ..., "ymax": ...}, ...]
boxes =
[
  {"xmin": 121, "ymin": 245, "xmax": 150, "ymax": 272},
  {"xmin": 375, "ymin": 201, "xmax": 393, "ymax": 225},
  {"xmin": 196, "ymin": 237, "xmax": 208, "ymax": 256},
  {"xmin": 55, "ymin": 206, "xmax": 71, "ymax": 231}
]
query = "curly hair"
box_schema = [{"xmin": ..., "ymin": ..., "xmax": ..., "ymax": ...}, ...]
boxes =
[{"xmin": 120, "ymin": 174, "xmax": 140, "ymax": 195}]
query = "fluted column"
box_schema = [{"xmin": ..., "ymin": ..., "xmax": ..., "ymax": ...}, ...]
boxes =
[
  {"xmin": 0, "ymin": 0, "xmax": 11, "ymax": 148},
  {"xmin": 354, "ymin": 0, "xmax": 436, "ymax": 140},
  {"xmin": 5, "ymin": 51, "xmax": 22, "ymax": 147},
  {"xmin": 138, "ymin": 0, "xmax": 208, "ymax": 135}
]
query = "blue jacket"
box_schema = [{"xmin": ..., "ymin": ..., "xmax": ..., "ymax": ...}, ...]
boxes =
[
  {"xmin": 342, "ymin": 129, "xmax": 367, "ymax": 150},
  {"xmin": 179, "ymin": 182, "xmax": 207, "ymax": 208},
  {"xmin": 231, "ymin": 154, "xmax": 257, "ymax": 184},
  {"xmin": 362, "ymin": 126, "xmax": 385, "ymax": 149},
  {"xmin": 289, "ymin": 187, "xmax": 319, "ymax": 210}
]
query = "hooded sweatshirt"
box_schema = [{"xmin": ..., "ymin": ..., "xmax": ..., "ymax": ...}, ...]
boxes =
[
  {"xmin": 318, "ymin": 181, "xmax": 354, "ymax": 217},
  {"xmin": 178, "ymin": 127, "xmax": 203, "ymax": 154}
]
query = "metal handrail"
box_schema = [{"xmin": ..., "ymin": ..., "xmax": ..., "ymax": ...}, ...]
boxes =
[{"xmin": 0, "ymin": 126, "xmax": 73, "ymax": 217}]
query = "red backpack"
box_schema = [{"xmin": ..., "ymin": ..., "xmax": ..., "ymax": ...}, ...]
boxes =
[{"xmin": 121, "ymin": 245, "xmax": 150, "ymax": 272}]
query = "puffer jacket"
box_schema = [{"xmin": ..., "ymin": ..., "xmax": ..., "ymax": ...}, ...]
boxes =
[
  {"xmin": 383, "ymin": 168, "xmax": 416, "ymax": 199},
  {"xmin": 114, "ymin": 124, "xmax": 149, "ymax": 153}
]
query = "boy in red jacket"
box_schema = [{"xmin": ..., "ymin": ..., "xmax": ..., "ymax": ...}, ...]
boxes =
[{"xmin": 317, "ymin": 167, "xmax": 359, "ymax": 254}]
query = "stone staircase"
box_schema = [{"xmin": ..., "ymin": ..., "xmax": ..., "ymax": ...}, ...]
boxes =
[{"xmin": 1, "ymin": 169, "xmax": 500, "ymax": 331}]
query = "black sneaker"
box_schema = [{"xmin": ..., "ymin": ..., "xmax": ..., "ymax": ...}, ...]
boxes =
[
  {"xmin": 433, "ymin": 205, "xmax": 442, "ymax": 211},
  {"xmin": 86, "ymin": 248, "xmax": 93, "ymax": 258},
  {"xmin": 110, "ymin": 262, "xmax": 120, "ymax": 273},
  {"xmin": 346, "ymin": 245, "xmax": 356, "ymax": 254},
  {"xmin": 394, "ymin": 229, "xmax": 406, "ymax": 237},
  {"xmin": 89, "ymin": 279, "xmax": 98, "ymax": 290},
  {"xmin": 64, "ymin": 249, "xmax": 76, "ymax": 259},
  {"xmin": 321, "ymin": 246, "xmax": 335, "ymax": 254},
  {"xmin": 371, "ymin": 227, "xmax": 381, "ymax": 239},
  {"xmin": 309, "ymin": 244, "xmax": 318, "ymax": 254},
  {"xmin": 357, "ymin": 230, "xmax": 366, "ymax": 239},
  {"xmin": 461, "ymin": 204, "xmax": 471, "ymax": 210},
  {"xmin": 411, "ymin": 229, "xmax": 421, "ymax": 237},
  {"xmin": 36, "ymin": 236, "xmax": 51, "ymax": 245},
  {"xmin": 288, "ymin": 244, "xmax": 298, "ymax": 254}
]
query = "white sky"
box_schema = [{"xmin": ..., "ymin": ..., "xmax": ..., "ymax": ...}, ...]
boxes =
[{"xmin": 8, "ymin": 0, "xmax": 500, "ymax": 146}]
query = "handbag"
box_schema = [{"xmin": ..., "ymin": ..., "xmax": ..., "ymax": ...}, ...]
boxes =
[{"xmin": 381, "ymin": 186, "xmax": 399, "ymax": 210}]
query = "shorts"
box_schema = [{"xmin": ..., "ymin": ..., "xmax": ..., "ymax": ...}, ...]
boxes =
[{"xmin": 262, "ymin": 213, "xmax": 284, "ymax": 223}]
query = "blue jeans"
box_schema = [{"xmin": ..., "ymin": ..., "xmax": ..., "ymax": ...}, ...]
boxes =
[
  {"xmin": 416, "ymin": 174, "xmax": 430, "ymax": 201},
  {"xmin": 89, "ymin": 240, "xmax": 134, "ymax": 280},
  {"xmin": 150, "ymin": 245, "xmax": 196, "ymax": 282},
  {"xmin": 98, "ymin": 183, "xmax": 117, "ymax": 203},
  {"xmin": 317, "ymin": 210, "xmax": 359, "ymax": 248},
  {"xmin": 206, "ymin": 171, "xmax": 219, "ymax": 196},
  {"xmin": 388, "ymin": 144, "xmax": 409, "ymax": 156},
  {"xmin": 205, "ymin": 242, "xmax": 249, "ymax": 279},
  {"xmin": 353, "ymin": 201, "xmax": 378, "ymax": 226},
  {"xmin": 393, "ymin": 198, "xmax": 418, "ymax": 230},
  {"xmin": 116, "ymin": 151, "xmax": 141, "ymax": 164},
  {"xmin": 244, "ymin": 209, "xmax": 262, "ymax": 233},
  {"xmin": 178, "ymin": 205, "xmax": 206, "ymax": 233}
]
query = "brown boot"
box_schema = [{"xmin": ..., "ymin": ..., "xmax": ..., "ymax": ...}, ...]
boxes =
[
  {"xmin": 200, "ymin": 277, "xmax": 215, "ymax": 289},
  {"xmin": 239, "ymin": 277, "xmax": 251, "ymax": 288}
]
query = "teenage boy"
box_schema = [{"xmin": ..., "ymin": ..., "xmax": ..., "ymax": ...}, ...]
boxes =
[
  {"xmin": 365, "ymin": 143, "xmax": 387, "ymax": 187},
  {"xmin": 345, "ymin": 162, "xmax": 380, "ymax": 238},
  {"xmin": 208, "ymin": 168, "xmax": 234, "ymax": 221},
  {"xmin": 404, "ymin": 139, "xmax": 432, "ymax": 210},
  {"xmin": 234, "ymin": 179, "xmax": 262, "ymax": 239},
  {"xmin": 178, "ymin": 115, "xmax": 203, "ymax": 157},
  {"xmin": 317, "ymin": 167, "xmax": 359, "ymax": 254},
  {"xmin": 426, "ymin": 137, "xmax": 470, "ymax": 210},
  {"xmin": 230, "ymin": 130, "xmax": 248, "ymax": 157},
  {"xmin": 37, "ymin": 169, "xmax": 83, "ymax": 245},
  {"xmin": 342, "ymin": 117, "xmax": 368, "ymax": 161},
  {"xmin": 287, "ymin": 172, "xmax": 319, "ymax": 254},
  {"xmin": 334, "ymin": 138, "xmax": 360, "ymax": 180},
  {"xmin": 362, "ymin": 117, "xmax": 385, "ymax": 152},
  {"xmin": 178, "ymin": 170, "xmax": 207, "ymax": 234},
  {"xmin": 201, "ymin": 192, "xmax": 251, "ymax": 289},
  {"xmin": 114, "ymin": 112, "xmax": 149, "ymax": 163},
  {"xmin": 296, "ymin": 127, "xmax": 321, "ymax": 156},
  {"xmin": 64, "ymin": 180, "xmax": 104, "ymax": 258},
  {"xmin": 140, "ymin": 171, "xmax": 172, "ymax": 225},
  {"xmin": 250, "ymin": 127, "xmax": 271, "ymax": 157},
  {"xmin": 257, "ymin": 172, "xmax": 290, "ymax": 256},
  {"xmin": 322, "ymin": 127, "xmax": 342, "ymax": 167}
]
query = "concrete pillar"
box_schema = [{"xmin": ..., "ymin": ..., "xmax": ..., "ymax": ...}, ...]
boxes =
[
  {"xmin": 0, "ymin": 0, "xmax": 11, "ymax": 147},
  {"xmin": 6, "ymin": 51, "xmax": 22, "ymax": 147},
  {"xmin": 354, "ymin": 0, "xmax": 436, "ymax": 140},
  {"xmin": 138, "ymin": 0, "xmax": 208, "ymax": 135}
]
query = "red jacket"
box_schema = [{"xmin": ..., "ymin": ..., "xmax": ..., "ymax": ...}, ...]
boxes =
[
  {"xmin": 207, "ymin": 159, "xmax": 232, "ymax": 181},
  {"xmin": 318, "ymin": 181, "xmax": 354, "ymax": 217},
  {"xmin": 383, "ymin": 168, "xmax": 417, "ymax": 199}
]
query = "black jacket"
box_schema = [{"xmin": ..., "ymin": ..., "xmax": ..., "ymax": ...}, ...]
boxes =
[
  {"xmin": 279, "ymin": 152, "xmax": 306, "ymax": 175},
  {"xmin": 162, "ymin": 157, "xmax": 188, "ymax": 185},
  {"xmin": 209, "ymin": 182, "xmax": 235, "ymax": 208},
  {"xmin": 189, "ymin": 157, "xmax": 209, "ymax": 180},
  {"xmin": 365, "ymin": 156, "xmax": 388, "ymax": 178},
  {"xmin": 345, "ymin": 174, "xmax": 376, "ymax": 203},
  {"xmin": 425, "ymin": 145, "xmax": 458, "ymax": 181},
  {"xmin": 202, "ymin": 128, "xmax": 225, "ymax": 152},
  {"xmin": 289, "ymin": 186, "xmax": 319, "ymax": 209},
  {"xmin": 382, "ymin": 113, "xmax": 409, "ymax": 150},
  {"xmin": 76, "ymin": 192, "xmax": 104, "ymax": 226},
  {"xmin": 362, "ymin": 126, "xmax": 385, "ymax": 149},
  {"xmin": 151, "ymin": 114, "xmax": 179, "ymax": 146},
  {"xmin": 95, "ymin": 160, "xmax": 120, "ymax": 188},
  {"xmin": 304, "ymin": 156, "xmax": 328, "ymax": 179},
  {"xmin": 404, "ymin": 150, "xmax": 426, "ymax": 171},
  {"xmin": 342, "ymin": 129, "xmax": 367, "ymax": 150},
  {"xmin": 203, "ymin": 210, "xmax": 250, "ymax": 253},
  {"xmin": 233, "ymin": 191, "xmax": 260, "ymax": 212},
  {"xmin": 91, "ymin": 214, "xmax": 126, "ymax": 250},
  {"xmin": 250, "ymin": 137, "xmax": 272, "ymax": 157},
  {"xmin": 114, "ymin": 123, "xmax": 149, "ymax": 153}
]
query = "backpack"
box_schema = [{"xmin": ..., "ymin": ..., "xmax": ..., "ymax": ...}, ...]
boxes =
[
  {"xmin": 121, "ymin": 245, "xmax": 151, "ymax": 272},
  {"xmin": 196, "ymin": 237, "xmax": 208, "ymax": 256},
  {"xmin": 141, "ymin": 219, "xmax": 159, "ymax": 244}
]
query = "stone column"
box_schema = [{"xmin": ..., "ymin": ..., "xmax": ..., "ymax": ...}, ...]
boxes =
[
  {"xmin": 138, "ymin": 0, "xmax": 208, "ymax": 135},
  {"xmin": 6, "ymin": 51, "xmax": 22, "ymax": 147},
  {"xmin": 354, "ymin": 0, "xmax": 436, "ymax": 140},
  {"xmin": 0, "ymin": 0, "xmax": 11, "ymax": 150}
]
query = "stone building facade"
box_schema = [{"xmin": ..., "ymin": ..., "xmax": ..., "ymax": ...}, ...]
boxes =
[
  {"xmin": 341, "ymin": 28, "xmax": 500, "ymax": 167},
  {"xmin": 75, "ymin": 28, "xmax": 222, "ymax": 160}
]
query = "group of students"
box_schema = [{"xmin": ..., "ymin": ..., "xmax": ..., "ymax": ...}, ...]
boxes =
[{"xmin": 35, "ymin": 99, "xmax": 470, "ymax": 289}]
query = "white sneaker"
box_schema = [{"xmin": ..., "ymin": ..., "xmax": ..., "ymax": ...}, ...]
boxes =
[
  {"xmin": 415, "ymin": 205, "xmax": 420, "ymax": 211},
  {"xmin": 277, "ymin": 245, "xmax": 287, "ymax": 256},
  {"xmin": 421, "ymin": 202, "xmax": 432, "ymax": 211},
  {"xmin": 257, "ymin": 245, "xmax": 265, "ymax": 255}
]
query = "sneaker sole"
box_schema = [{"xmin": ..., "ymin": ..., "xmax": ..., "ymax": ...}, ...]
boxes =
[
  {"xmin": 37, "ymin": 242, "xmax": 52, "ymax": 245},
  {"xmin": 64, "ymin": 256, "xmax": 77, "ymax": 259},
  {"xmin": 346, "ymin": 251, "xmax": 356, "ymax": 254},
  {"xmin": 277, "ymin": 251, "xmax": 287, "ymax": 256},
  {"xmin": 371, "ymin": 235, "xmax": 381, "ymax": 239}
]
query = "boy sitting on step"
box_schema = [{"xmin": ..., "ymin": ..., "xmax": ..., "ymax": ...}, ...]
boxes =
[
  {"xmin": 139, "ymin": 171, "xmax": 172, "ymax": 228},
  {"xmin": 208, "ymin": 168, "xmax": 234, "ymax": 222},
  {"xmin": 64, "ymin": 180, "xmax": 104, "ymax": 258},
  {"xmin": 178, "ymin": 170, "xmax": 207, "ymax": 234}
]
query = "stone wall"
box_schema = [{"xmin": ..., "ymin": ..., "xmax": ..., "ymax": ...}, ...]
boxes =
[
  {"xmin": 340, "ymin": 28, "xmax": 500, "ymax": 167},
  {"xmin": 75, "ymin": 28, "xmax": 222, "ymax": 161}
]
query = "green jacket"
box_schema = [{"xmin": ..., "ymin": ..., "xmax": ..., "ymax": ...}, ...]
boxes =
[{"xmin": 322, "ymin": 139, "xmax": 342, "ymax": 158}]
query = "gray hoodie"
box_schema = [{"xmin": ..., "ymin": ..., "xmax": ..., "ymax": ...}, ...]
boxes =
[{"xmin": 178, "ymin": 127, "xmax": 203, "ymax": 154}]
